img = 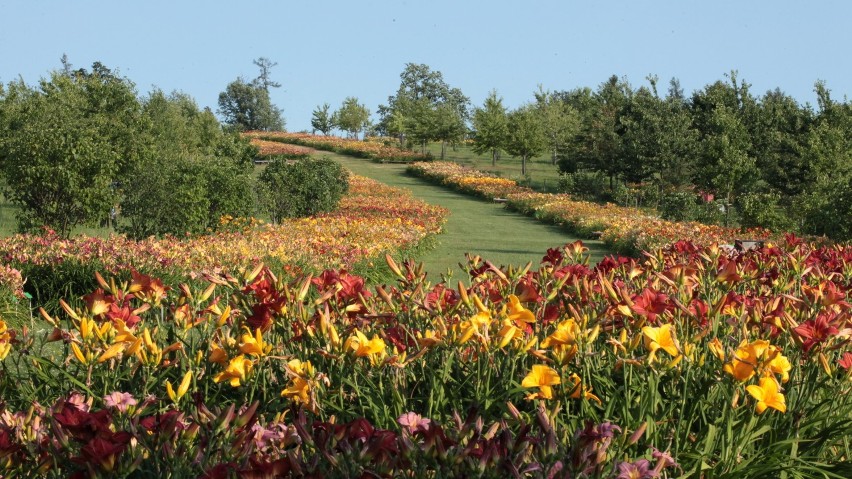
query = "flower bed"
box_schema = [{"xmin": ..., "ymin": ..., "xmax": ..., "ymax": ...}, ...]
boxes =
[
  {"xmin": 408, "ymin": 161, "xmax": 774, "ymax": 255},
  {"xmin": 0, "ymin": 238, "xmax": 849, "ymax": 476},
  {"xmin": 249, "ymin": 138, "xmax": 314, "ymax": 158},
  {"xmin": 0, "ymin": 175, "xmax": 447, "ymax": 297},
  {"xmin": 245, "ymin": 131, "xmax": 431, "ymax": 163}
]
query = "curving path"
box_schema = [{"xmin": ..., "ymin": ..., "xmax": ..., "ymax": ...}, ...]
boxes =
[{"xmin": 318, "ymin": 152, "xmax": 611, "ymax": 279}]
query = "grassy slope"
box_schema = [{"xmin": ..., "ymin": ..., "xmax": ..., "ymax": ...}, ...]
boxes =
[{"xmin": 316, "ymin": 151, "xmax": 611, "ymax": 279}]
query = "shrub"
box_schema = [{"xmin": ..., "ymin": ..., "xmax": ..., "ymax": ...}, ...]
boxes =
[
  {"xmin": 736, "ymin": 191, "xmax": 793, "ymax": 231},
  {"xmin": 659, "ymin": 191, "xmax": 725, "ymax": 224},
  {"xmin": 259, "ymin": 157, "xmax": 349, "ymax": 222}
]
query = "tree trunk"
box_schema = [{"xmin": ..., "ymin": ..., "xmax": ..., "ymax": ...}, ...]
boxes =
[
  {"xmin": 522, "ymin": 154, "xmax": 527, "ymax": 176},
  {"xmin": 551, "ymin": 150, "xmax": 557, "ymax": 165},
  {"xmin": 492, "ymin": 149, "xmax": 497, "ymax": 166},
  {"xmin": 441, "ymin": 141, "xmax": 446, "ymax": 160}
]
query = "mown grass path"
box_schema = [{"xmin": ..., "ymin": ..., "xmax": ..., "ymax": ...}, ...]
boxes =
[{"xmin": 317, "ymin": 152, "xmax": 612, "ymax": 278}]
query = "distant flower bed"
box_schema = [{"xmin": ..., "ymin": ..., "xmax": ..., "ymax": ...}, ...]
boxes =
[
  {"xmin": 249, "ymin": 138, "xmax": 314, "ymax": 158},
  {"xmin": 408, "ymin": 161, "xmax": 531, "ymax": 199},
  {"xmin": 0, "ymin": 175, "xmax": 447, "ymax": 291},
  {"xmin": 408, "ymin": 161, "xmax": 775, "ymax": 254},
  {"xmin": 0, "ymin": 238, "xmax": 849, "ymax": 476},
  {"xmin": 245, "ymin": 131, "xmax": 431, "ymax": 163}
]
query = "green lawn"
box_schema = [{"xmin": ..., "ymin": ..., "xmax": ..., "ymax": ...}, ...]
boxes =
[
  {"xmin": 422, "ymin": 142, "xmax": 565, "ymax": 193},
  {"xmin": 316, "ymin": 151, "xmax": 610, "ymax": 279}
]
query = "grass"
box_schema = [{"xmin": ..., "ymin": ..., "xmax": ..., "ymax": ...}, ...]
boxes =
[
  {"xmin": 422, "ymin": 141, "xmax": 565, "ymax": 192},
  {"xmin": 315, "ymin": 151, "xmax": 611, "ymax": 280}
]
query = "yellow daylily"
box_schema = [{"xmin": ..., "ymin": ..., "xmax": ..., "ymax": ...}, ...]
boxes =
[
  {"xmin": 765, "ymin": 345, "xmax": 792, "ymax": 383},
  {"xmin": 521, "ymin": 364, "xmax": 561, "ymax": 400},
  {"xmin": 641, "ymin": 324, "xmax": 680, "ymax": 363},
  {"xmin": 282, "ymin": 359, "xmax": 317, "ymax": 411},
  {"xmin": 345, "ymin": 329, "xmax": 387, "ymax": 365},
  {"xmin": 70, "ymin": 342, "xmax": 91, "ymax": 365},
  {"xmin": 98, "ymin": 342, "xmax": 126, "ymax": 363},
  {"xmin": 239, "ymin": 328, "xmax": 272, "ymax": 357},
  {"xmin": 166, "ymin": 370, "xmax": 193, "ymax": 403},
  {"xmin": 209, "ymin": 341, "xmax": 229, "ymax": 365},
  {"xmin": 214, "ymin": 355, "xmax": 253, "ymax": 387},
  {"xmin": 746, "ymin": 376, "xmax": 786, "ymax": 414}
]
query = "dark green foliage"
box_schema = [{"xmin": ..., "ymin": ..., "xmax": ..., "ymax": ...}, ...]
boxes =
[
  {"xmin": 658, "ymin": 191, "xmax": 725, "ymax": 224},
  {"xmin": 735, "ymin": 192, "xmax": 793, "ymax": 231},
  {"xmin": 119, "ymin": 92, "xmax": 258, "ymax": 238},
  {"xmin": 217, "ymin": 77, "xmax": 284, "ymax": 132},
  {"xmin": 0, "ymin": 65, "xmax": 145, "ymax": 236},
  {"xmin": 258, "ymin": 157, "xmax": 349, "ymax": 222}
]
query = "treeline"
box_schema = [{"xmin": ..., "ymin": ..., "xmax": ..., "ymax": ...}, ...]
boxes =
[
  {"xmin": 533, "ymin": 73, "xmax": 852, "ymax": 240},
  {"xmin": 368, "ymin": 64, "xmax": 851, "ymax": 240},
  {"xmin": 0, "ymin": 61, "xmax": 343, "ymax": 238}
]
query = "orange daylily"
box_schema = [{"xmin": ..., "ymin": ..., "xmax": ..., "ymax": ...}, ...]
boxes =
[
  {"xmin": 746, "ymin": 376, "xmax": 786, "ymax": 414},
  {"xmin": 723, "ymin": 340, "xmax": 769, "ymax": 381},
  {"xmin": 506, "ymin": 294, "xmax": 535, "ymax": 326}
]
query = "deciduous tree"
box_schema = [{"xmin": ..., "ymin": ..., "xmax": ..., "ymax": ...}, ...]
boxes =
[{"xmin": 471, "ymin": 90, "xmax": 509, "ymax": 166}]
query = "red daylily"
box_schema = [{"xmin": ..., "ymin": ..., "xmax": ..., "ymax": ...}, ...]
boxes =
[
  {"xmin": 794, "ymin": 314, "xmax": 840, "ymax": 354},
  {"xmin": 631, "ymin": 288, "xmax": 671, "ymax": 323}
]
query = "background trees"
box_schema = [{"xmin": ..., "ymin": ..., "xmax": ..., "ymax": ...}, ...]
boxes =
[
  {"xmin": 217, "ymin": 78, "xmax": 284, "ymax": 131},
  {"xmin": 377, "ymin": 63, "xmax": 470, "ymax": 153},
  {"xmin": 471, "ymin": 90, "xmax": 508, "ymax": 166},
  {"xmin": 505, "ymin": 105, "xmax": 546, "ymax": 176},
  {"xmin": 217, "ymin": 57, "xmax": 285, "ymax": 132},
  {"xmin": 311, "ymin": 103, "xmax": 334, "ymax": 135},
  {"xmin": 332, "ymin": 97, "xmax": 370, "ymax": 139}
]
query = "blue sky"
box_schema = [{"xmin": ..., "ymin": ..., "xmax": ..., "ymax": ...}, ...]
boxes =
[{"xmin": 2, "ymin": 1, "xmax": 851, "ymax": 131}]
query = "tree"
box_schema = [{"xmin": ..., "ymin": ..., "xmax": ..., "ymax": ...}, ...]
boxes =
[
  {"xmin": 377, "ymin": 63, "xmax": 470, "ymax": 151},
  {"xmin": 311, "ymin": 103, "xmax": 334, "ymax": 135},
  {"xmin": 505, "ymin": 105, "xmax": 546, "ymax": 176},
  {"xmin": 121, "ymin": 91, "xmax": 257, "ymax": 238},
  {"xmin": 332, "ymin": 97, "xmax": 370, "ymax": 139},
  {"xmin": 217, "ymin": 77, "xmax": 284, "ymax": 131},
  {"xmin": 471, "ymin": 90, "xmax": 509, "ymax": 166},
  {"xmin": 0, "ymin": 65, "xmax": 145, "ymax": 236},
  {"xmin": 620, "ymin": 77, "xmax": 698, "ymax": 189},
  {"xmin": 432, "ymin": 102, "xmax": 467, "ymax": 159},
  {"xmin": 534, "ymin": 86, "xmax": 579, "ymax": 165},
  {"xmin": 252, "ymin": 57, "xmax": 281, "ymax": 91},
  {"xmin": 696, "ymin": 105, "xmax": 758, "ymax": 226},
  {"xmin": 258, "ymin": 157, "xmax": 349, "ymax": 223}
]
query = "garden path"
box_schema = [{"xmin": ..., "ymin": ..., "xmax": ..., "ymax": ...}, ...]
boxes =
[{"xmin": 317, "ymin": 152, "xmax": 611, "ymax": 279}]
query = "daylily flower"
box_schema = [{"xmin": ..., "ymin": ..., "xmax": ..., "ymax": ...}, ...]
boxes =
[
  {"xmin": 641, "ymin": 324, "xmax": 680, "ymax": 363},
  {"xmin": 567, "ymin": 373, "xmax": 601, "ymax": 404},
  {"xmin": 209, "ymin": 341, "xmax": 229, "ymax": 365},
  {"xmin": 345, "ymin": 329, "xmax": 387, "ymax": 365},
  {"xmin": 166, "ymin": 370, "xmax": 193, "ymax": 403},
  {"xmin": 765, "ymin": 345, "xmax": 791, "ymax": 383},
  {"xmin": 103, "ymin": 392, "xmax": 137, "ymax": 413},
  {"xmin": 240, "ymin": 328, "xmax": 272, "ymax": 357},
  {"xmin": 506, "ymin": 294, "xmax": 535, "ymax": 326},
  {"xmin": 521, "ymin": 364, "xmax": 561, "ymax": 400},
  {"xmin": 282, "ymin": 359, "xmax": 318, "ymax": 412},
  {"xmin": 746, "ymin": 376, "xmax": 786, "ymax": 414},
  {"xmin": 724, "ymin": 340, "xmax": 769, "ymax": 381},
  {"xmin": 214, "ymin": 355, "xmax": 253, "ymax": 387}
]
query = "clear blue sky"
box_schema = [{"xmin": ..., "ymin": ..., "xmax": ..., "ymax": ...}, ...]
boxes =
[{"xmin": 2, "ymin": 1, "xmax": 851, "ymax": 131}]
